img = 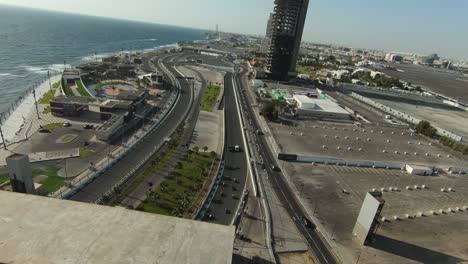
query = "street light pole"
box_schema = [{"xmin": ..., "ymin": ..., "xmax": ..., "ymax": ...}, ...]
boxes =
[
  {"xmin": 32, "ymin": 89, "xmax": 40, "ymax": 120},
  {"xmin": 0, "ymin": 118, "xmax": 7, "ymax": 150},
  {"xmin": 48, "ymin": 71, "xmax": 52, "ymax": 92}
]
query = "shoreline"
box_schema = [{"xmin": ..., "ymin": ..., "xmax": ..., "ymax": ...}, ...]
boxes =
[
  {"xmin": 0, "ymin": 43, "xmax": 184, "ymax": 146},
  {"xmin": 0, "ymin": 75, "xmax": 61, "ymax": 145}
]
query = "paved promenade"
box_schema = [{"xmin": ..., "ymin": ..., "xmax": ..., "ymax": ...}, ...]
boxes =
[{"xmin": 1, "ymin": 75, "xmax": 61, "ymax": 145}]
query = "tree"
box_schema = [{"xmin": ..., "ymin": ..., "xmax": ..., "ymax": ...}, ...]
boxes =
[
  {"xmin": 416, "ymin": 120, "xmax": 437, "ymax": 138},
  {"xmin": 261, "ymin": 100, "xmax": 279, "ymax": 121},
  {"xmin": 176, "ymin": 162, "xmax": 183, "ymax": 170},
  {"xmin": 210, "ymin": 151, "xmax": 217, "ymax": 159},
  {"xmin": 203, "ymin": 146, "xmax": 208, "ymax": 152},
  {"xmin": 193, "ymin": 146, "xmax": 199, "ymax": 153}
]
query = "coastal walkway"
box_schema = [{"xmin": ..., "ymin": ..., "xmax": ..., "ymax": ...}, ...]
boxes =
[{"xmin": 0, "ymin": 75, "xmax": 61, "ymax": 145}]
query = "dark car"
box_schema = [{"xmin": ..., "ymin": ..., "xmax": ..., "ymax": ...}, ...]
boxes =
[
  {"xmin": 63, "ymin": 122, "xmax": 72, "ymax": 127},
  {"xmin": 302, "ymin": 216, "xmax": 316, "ymax": 229},
  {"xmin": 83, "ymin": 124, "xmax": 94, "ymax": 130},
  {"xmin": 39, "ymin": 128, "xmax": 51, "ymax": 133},
  {"xmin": 271, "ymin": 165, "xmax": 281, "ymax": 172}
]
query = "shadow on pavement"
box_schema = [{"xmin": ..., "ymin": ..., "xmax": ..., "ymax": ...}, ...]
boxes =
[
  {"xmin": 232, "ymin": 253, "xmax": 275, "ymax": 264},
  {"xmin": 369, "ymin": 234, "xmax": 466, "ymax": 264}
]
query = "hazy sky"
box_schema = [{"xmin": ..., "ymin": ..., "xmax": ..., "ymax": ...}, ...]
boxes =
[{"xmin": 1, "ymin": 0, "xmax": 467, "ymax": 59}]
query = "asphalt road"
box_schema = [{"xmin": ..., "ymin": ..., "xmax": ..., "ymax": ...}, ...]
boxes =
[
  {"xmin": 235, "ymin": 67, "xmax": 337, "ymax": 264},
  {"xmin": 69, "ymin": 53, "xmax": 193, "ymax": 202},
  {"xmin": 205, "ymin": 72, "xmax": 248, "ymax": 226},
  {"xmin": 380, "ymin": 63, "xmax": 468, "ymax": 103}
]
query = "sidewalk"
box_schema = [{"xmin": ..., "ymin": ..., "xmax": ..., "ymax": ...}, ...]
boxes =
[
  {"xmin": 1, "ymin": 75, "xmax": 61, "ymax": 145},
  {"xmin": 234, "ymin": 195, "xmax": 275, "ymax": 263}
]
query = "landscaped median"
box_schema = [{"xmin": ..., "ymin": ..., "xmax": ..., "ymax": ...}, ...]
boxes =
[
  {"xmin": 201, "ymin": 83, "xmax": 221, "ymax": 112},
  {"xmin": 138, "ymin": 150, "xmax": 216, "ymax": 217}
]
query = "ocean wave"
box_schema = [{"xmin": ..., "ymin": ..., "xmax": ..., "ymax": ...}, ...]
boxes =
[
  {"xmin": 80, "ymin": 43, "xmax": 178, "ymax": 62},
  {"xmin": 81, "ymin": 52, "xmax": 115, "ymax": 62},
  {"xmin": 0, "ymin": 73, "xmax": 26, "ymax": 78},
  {"xmin": 18, "ymin": 64, "xmax": 68, "ymax": 74}
]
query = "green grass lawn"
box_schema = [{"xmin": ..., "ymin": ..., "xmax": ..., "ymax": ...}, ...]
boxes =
[
  {"xmin": 60, "ymin": 134, "xmax": 76, "ymax": 143},
  {"xmin": 75, "ymin": 79, "xmax": 92, "ymax": 97},
  {"xmin": 0, "ymin": 173, "xmax": 9, "ymax": 184},
  {"xmin": 110, "ymin": 126, "xmax": 185, "ymax": 205},
  {"xmin": 201, "ymin": 84, "xmax": 221, "ymax": 112},
  {"xmin": 140, "ymin": 151, "xmax": 213, "ymax": 217},
  {"xmin": 39, "ymin": 89, "xmax": 56, "ymax": 104},
  {"xmin": 42, "ymin": 123, "xmax": 63, "ymax": 131},
  {"xmin": 62, "ymin": 84, "xmax": 74, "ymax": 97},
  {"xmin": 79, "ymin": 148, "xmax": 95, "ymax": 157},
  {"xmin": 32, "ymin": 167, "xmax": 65, "ymax": 194},
  {"xmin": 53, "ymin": 80, "xmax": 61, "ymax": 89},
  {"xmin": 116, "ymin": 139, "xmax": 179, "ymax": 203},
  {"xmin": 0, "ymin": 167, "xmax": 65, "ymax": 194},
  {"xmin": 43, "ymin": 106, "xmax": 51, "ymax": 114}
]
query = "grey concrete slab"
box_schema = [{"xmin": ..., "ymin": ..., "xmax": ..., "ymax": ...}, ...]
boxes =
[
  {"xmin": 191, "ymin": 111, "xmax": 221, "ymax": 154},
  {"xmin": 0, "ymin": 191, "xmax": 235, "ymax": 264}
]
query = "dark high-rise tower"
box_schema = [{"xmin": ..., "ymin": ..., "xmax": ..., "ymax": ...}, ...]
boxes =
[{"xmin": 267, "ymin": 0, "xmax": 309, "ymax": 81}]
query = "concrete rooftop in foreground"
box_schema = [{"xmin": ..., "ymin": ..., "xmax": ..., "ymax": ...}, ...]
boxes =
[{"xmin": 0, "ymin": 191, "xmax": 234, "ymax": 264}]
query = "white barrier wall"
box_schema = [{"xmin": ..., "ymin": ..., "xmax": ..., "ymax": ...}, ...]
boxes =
[
  {"xmin": 351, "ymin": 92, "xmax": 464, "ymax": 142},
  {"xmin": 296, "ymin": 155, "xmax": 405, "ymax": 169},
  {"xmin": 447, "ymin": 167, "xmax": 468, "ymax": 174}
]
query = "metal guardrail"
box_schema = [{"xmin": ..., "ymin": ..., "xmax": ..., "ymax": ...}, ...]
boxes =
[{"xmin": 194, "ymin": 161, "xmax": 225, "ymax": 220}]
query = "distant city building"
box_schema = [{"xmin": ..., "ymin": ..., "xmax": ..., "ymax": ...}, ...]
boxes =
[
  {"xmin": 5, "ymin": 154, "xmax": 35, "ymax": 194},
  {"xmin": 420, "ymin": 53, "xmax": 440, "ymax": 65},
  {"xmin": 385, "ymin": 53, "xmax": 403, "ymax": 62},
  {"xmin": 267, "ymin": 0, "xmax": 310, "ymax": 81}
]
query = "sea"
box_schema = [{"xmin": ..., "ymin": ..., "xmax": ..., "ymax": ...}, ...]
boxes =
[{"xmin": 0, "ymin": 5, "xmax": 205, "ymax": 113}]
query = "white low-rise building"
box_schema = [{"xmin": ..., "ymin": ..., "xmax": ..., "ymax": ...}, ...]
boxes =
[
  {"xmin": 405, "ymin": 164, "xmax": 433, "ymax": 176},
  {"xmin": 293, "ymin": 93, "xmax": 351, "ymax": 120},
  {"xmin": 251, "ymin": 79, "xmax": 264, "ymax": 88},
  {"xmin": 293, "ymin": 95, "xmax": 316, "ymax": 110}
]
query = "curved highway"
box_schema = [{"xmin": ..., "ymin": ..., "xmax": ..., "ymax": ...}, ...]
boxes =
[{"xmin": 69, "ymin": 53, "xmax": 195, "ymax": 202}]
